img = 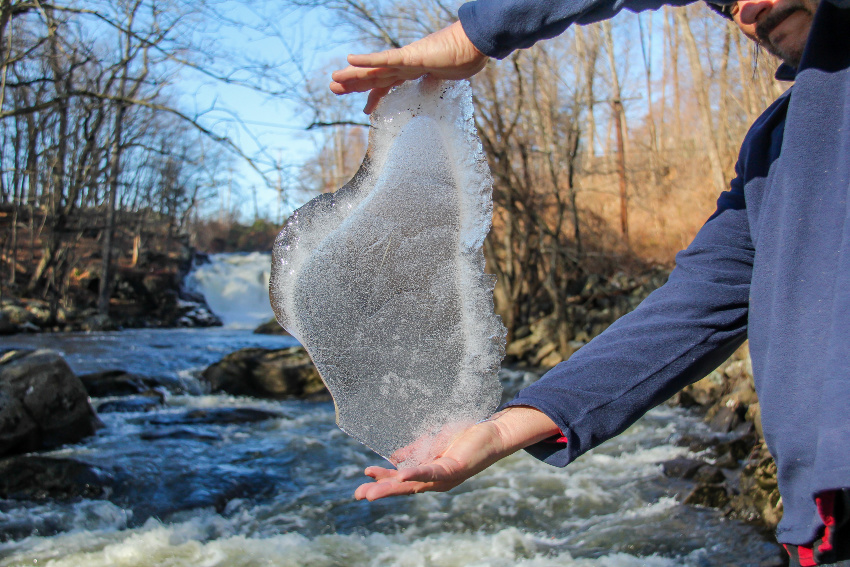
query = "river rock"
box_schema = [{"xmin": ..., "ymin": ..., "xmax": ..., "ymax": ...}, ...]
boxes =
[
  {"xmin": 669, "ymin": 342, "xmax": 785, "ymax": 533},
  {"xmin": 693, "ymin": 465, "xmax": 726, "ymax": 485},
  {"xmin": 175, "ymin": 299, "xmax": 221, "ymax": 327},
  {"xmin": 137, "ymin": 407, "xmax": 286, "ymax": 426},
  {"xmin": 0, "ymin": 456, "xmax": 115, "ymax": 500},
  {"xmin": 728, "ymin": 447, "xmax": 783, "ymax": 528},
  {"xmin": 0, "ymin": 302, "xmax": 34, "ymax": 326},
  {"xmin": 253, "ymin": 318, "xmax": 289, "ymax": 335},
  {"xmin": 79, "ymin": 370, "xmax": 157, "ymax": 397},
  {"xmin": 0, "ymin": 349, "xmax": 102, "ymax": 456},
  {"xmin": 0, "ymin": 311, "xmax": 16, "ymax": 335},
  {"xmin": 674, "ymin": 432, "xmax": 715, "ymax": 453},
  {"xmin": 79, "ymin": 313, "xmax": 118, "ymax": 332},
  {"xmin": 79, "ymin": 369, "xmax": 198, "ymax": 396},
  {"xmin": 201, "ymin": 346, "xmax": 326, "ymax": 399},
  {"xmin": 745, "ymin": 401, "xmax": 763, "ymax": 438},
  {"xmin": 95, "ymin": 394, "xmax": 164, "ymax": 414},
  {"xmin": 715, "ymin": 430, "xmax": 757, "ymax": 462},
  {"xmin": 140, "ymin": 426, "xmax": 222, "ymax": 441},
  {"xmin": 683, "ymin": 483, "xmax": 731, "ymax": 508},
  {"xmin": 708, "ymin": 401, "xmax": 745, "ymax": 433},
  {"xmin": 0, "ymin": 389, "xmax": 39, "ymax": 455},
  {"xmin": 661, "ymin": 458, "xmax": 706, "ymax": 480}
]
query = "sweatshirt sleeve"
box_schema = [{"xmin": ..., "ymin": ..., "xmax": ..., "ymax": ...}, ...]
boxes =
[
  {"xmin": 504, "ymin": 174, "xmax": 754, "ymax": 467},
  {"xmin": 458, "ymin": 0, "xmax": 699, "ymax": 59}
]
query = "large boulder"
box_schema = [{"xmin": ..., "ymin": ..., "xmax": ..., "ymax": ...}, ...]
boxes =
[
  {"xmin": 201, "ymin": 346, "xmax": 326, "ymax": 399},
  {"xmin": 0, "ymin": 350, "xmax": 102, "ymax": 457},
  {"xmin": 0, "ymin": 456, "xmax": 115, "ymax": 500},
  {"xmin": 79, "ymin": 369, "xmax": 199, "ymax": 396},
  {"xmin": 79, "ymin": 369, "xmax": 164, "ymax": 397}
]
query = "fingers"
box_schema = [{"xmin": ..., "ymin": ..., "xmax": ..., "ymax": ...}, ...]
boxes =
[
  {"xmin": 331, "ymin": 64, "xmax": 397, "ymax": 86},
  {"xmin": 330, "ymin": 66, "xmax": 415, "ymax": 114},
  {"xmin": 355, "ymin": 478, "xmax": 434, "ymax": 501},
  {"xmin": 330, "ymin": 70, "xmax": 407, "ymax": 95},
  {"xmin": 363, "ymin": 466, "xmax": 397, "ymax": 480},
  {"xmin": 347, "ymin": 49, "xmax": 407, "ymax": 69},
  {"xmin": 363, "ymin": 85, "xmax": 393, "ymax": 115},
  {"xmin": 329, "ymin": 21, "xmax": 487, "ymax": 101},
  {"xmin": 363, "ymin": 462, "xmax": 449, "ymax": 483},
  {"xmin": 354, "ymin": 459, "xmax": 464, "ymax": 501}
]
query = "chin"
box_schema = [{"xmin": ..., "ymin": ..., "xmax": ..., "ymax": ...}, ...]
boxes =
[
  {"xmin": 777, "ymin": 44, "xmax": 805, "ymax": 68},
  {"xmin": 763, "ymin": 35, "xmax": 806, "ymax": 68}
]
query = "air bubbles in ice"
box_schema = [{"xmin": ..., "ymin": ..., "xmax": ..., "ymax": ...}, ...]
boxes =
[{"xmin": 270, "ymin": 78, "xmax": 505, "ymax": 468}]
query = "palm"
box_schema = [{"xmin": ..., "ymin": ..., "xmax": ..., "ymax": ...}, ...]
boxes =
[{"xmin": 354, "ymin": 420, "xmax": 504, "ymax": 501}]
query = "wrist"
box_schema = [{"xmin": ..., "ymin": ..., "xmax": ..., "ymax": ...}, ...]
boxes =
[{"xmin": 489, "ymin": 405, "xmax": 561, "ymax": 454}]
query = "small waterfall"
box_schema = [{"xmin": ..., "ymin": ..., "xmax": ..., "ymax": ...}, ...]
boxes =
[{"xmin": 185, "ymin": 252, "xmax": 275, "ymax": 329}]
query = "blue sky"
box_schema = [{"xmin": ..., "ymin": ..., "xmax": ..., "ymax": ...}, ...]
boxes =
[
  {"xmin": 178, "ymin": 2, "xmax": 370, "ymax": 221},
  {"xmin": 177, "ymin": 1, "xmax": 673, "ymax": 223}
]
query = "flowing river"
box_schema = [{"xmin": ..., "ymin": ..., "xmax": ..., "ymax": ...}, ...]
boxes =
[{"xmin": 0, "ymin": 254, "xmax": 781, "ymax": 566}]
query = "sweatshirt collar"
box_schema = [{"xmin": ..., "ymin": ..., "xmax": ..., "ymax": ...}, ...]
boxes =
[{"xmin": 775, "ymin": 63, "xmax": 797, "ymax": 81}]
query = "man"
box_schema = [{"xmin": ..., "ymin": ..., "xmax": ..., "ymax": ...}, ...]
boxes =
[{"xmin": 330, "ymin": 0, "xmax": 850, "ymax": 564}]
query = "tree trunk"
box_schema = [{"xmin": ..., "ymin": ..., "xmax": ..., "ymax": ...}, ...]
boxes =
[
  {"xmin": 613, "ymin": 98, "xmax": 629, "ymax": 245},
  {"xmin": 602, "ymin": 21, "xmax": 629, "ymax": 245},
  {"xmin": 665, "ymin": 7, "xmax": 682, "ymax": 145},
  {"xmin": 575, "ymin": 27, "xmax": 598, "ymax": 159},
  {"xmin": 638, "ymin": 13, "xmax": 659, "ymax": 186},
  {"xmin": 98, "ymin": 104, "xmax": 126, "ymax": 316},
  {"xmin": 675, "ymin": 8, "xmax": 727, "ymax": 194}
]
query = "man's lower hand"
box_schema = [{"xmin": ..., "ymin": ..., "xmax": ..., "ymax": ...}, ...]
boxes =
[{"xmin": 353, "ymin": 406, "xmax": 561, "ymax": 501}]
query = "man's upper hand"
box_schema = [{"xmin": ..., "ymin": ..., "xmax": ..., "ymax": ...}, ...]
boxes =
[{"xmin": 329, "ymin": 21, "xmax": 489, "ymax": 114}]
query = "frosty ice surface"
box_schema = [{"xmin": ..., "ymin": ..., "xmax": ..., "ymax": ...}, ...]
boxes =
[{"xmin": 269, "ymin": 78, "xmax": 505, "ymax": 468}]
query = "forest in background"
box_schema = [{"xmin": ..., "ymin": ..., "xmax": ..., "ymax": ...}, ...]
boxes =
[
  {"xmin": 0, "ymin": 0, "xmax": 786, "ymax": 350},
  {"xmin": 294, "ymin": 0, "xmax": 787, "ymax": 360}
]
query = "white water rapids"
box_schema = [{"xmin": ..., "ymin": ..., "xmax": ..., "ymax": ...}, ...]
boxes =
[
  {"xmin": 0, "ymin": 254, "xmax": 783, "ymax": 566},
  {"xmin": 184, "ymin": 252, "xmax": 274, "ymax": 329}
]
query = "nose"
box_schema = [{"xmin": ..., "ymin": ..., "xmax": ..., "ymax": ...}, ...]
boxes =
[{"xmin": 736, "ymin": 0, "xmax": 775, "ymax": 25}]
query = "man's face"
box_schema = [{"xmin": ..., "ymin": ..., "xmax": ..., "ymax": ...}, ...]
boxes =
[{"xmin": 729, "ymin": 0, "xmax": 819, "ymax": 67}]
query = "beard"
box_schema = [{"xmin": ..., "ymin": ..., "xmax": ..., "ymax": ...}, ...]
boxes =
[{"xmin": 754, "ymin": 0, "xmax": 816, "ymax": 67}]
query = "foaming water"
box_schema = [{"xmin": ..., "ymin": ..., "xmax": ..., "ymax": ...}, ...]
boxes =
[
  {"xmin": 185, "ymin": 252, "xmax": 274, "ymax": 329},
  {"xmin": 0, "ymin": 523, "xmax": 724, "ymax": 567},
  {"xmin": 0, "ymin": 330, "xmax": 781, "ymax": 566}
]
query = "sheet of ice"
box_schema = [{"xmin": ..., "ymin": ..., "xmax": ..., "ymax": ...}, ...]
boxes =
[{"xmin": 269, "ymin": 78, "xmax": 505, "ymax": 468}]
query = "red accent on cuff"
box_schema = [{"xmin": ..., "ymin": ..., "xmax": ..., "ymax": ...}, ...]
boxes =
[{"xmin": 543, "ymin": 431, "xmax": 568, "ymax": 444}]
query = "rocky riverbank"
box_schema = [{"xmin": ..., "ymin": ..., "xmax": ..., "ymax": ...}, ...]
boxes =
[
  {"xmin": 664, "ymin": 343, "xmax": 782, "ymax": 533},
  {"xmin": 0, "ymin": 250, "xmax": 220, "ymax": 334},
  {"xmin": 503, "ymin": 268, "xmax": 671, "ymax": 368}
]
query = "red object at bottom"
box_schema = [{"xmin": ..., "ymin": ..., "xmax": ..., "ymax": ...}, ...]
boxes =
[{"xmin": 783, "ymin": 490, "xmax": 850, "ymax": 566}]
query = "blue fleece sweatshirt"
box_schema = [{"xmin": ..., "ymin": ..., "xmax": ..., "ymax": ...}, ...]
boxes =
[{"xmin": 458, "ymin": 0, "xmax": 850, "ymax": 547}]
